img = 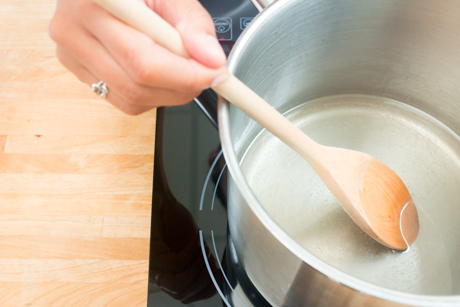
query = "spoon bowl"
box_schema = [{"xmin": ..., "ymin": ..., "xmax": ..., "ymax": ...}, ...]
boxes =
[{"xmin": 310, "ymin": 146, "xmax": 419, "ymax": 250}]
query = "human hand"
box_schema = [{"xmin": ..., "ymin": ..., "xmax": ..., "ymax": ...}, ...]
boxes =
[{"xmin": 49, "ymin": 0, "xmax": 228, "ymax": 115}]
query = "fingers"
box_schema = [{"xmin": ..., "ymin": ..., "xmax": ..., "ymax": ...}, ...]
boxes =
[
  {"xmin": 82, "ymin": 2, "xmax": 227, "ymax": 92},
  {"xmin": 53, "ymin": 23, "xmax": 200, "ymax": 111},
  {"xmin": 49, "ymin": 0, "xmax": 227, "ymax": 113},
  {"xmin": 56, "ymin": 47, "xmax": 152, "ymax": 115},
  {"xmin": 150, "ymin": 0, "xmax": 227, "ymax": 68}
]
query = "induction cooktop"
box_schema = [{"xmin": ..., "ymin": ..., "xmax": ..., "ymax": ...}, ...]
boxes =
[{"xmin": 147, "ymin": 1, "xmax": 262, "ymax": 307}]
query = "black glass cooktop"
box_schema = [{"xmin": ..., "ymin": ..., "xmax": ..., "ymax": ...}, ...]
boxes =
[{"xmin": 147, "ymin": 1, "xmax": 260, "ymax": 307}]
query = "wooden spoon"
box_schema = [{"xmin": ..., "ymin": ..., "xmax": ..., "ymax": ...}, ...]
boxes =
[{"xmin": 94, "ymin": 0, "xmax": 419, "ymax": 250}]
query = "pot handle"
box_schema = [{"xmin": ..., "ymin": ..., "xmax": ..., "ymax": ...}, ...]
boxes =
[{"xmin": 251, "ymin": 0, "xmax": 277, "ymax": 12}]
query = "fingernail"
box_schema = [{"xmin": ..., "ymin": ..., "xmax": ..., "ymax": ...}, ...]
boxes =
[
  {"xmin": 211, "ymin": 74, "xmax": 229, "ymax": 87},
  {"xmin": 206, "ymin": 35, "xmax": 226, "ymax": 64}
]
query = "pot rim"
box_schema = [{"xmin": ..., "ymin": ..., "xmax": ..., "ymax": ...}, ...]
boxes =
[{"xmin": 217, "ymin": 0, "xmax": 460, "ymax": 305}]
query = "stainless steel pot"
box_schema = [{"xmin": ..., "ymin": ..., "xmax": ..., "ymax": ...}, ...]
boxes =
[{"xmin": 218, "ymin": 0, "xmax": 460, "ymax": 306}]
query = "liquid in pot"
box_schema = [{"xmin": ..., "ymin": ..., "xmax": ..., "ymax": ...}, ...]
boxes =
[{"xmin": 240, "ymin": 95, "xmax": 460, "ymax": 295}]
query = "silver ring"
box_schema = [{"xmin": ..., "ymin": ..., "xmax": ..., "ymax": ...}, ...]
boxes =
[{"xmin": 91, "ymin": 81, "xmax": 108, "ymax": 98}]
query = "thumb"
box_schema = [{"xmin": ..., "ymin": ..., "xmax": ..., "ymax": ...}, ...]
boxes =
[
  {"xmin": 177, "ymin": 21, "xmax": 227, "ymax": 69},
  {"xmin": 152, "ymin": 0, "xmax": 226, "ymax": 69}
]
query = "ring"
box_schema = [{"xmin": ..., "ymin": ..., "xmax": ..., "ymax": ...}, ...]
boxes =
[{"xmin": 91, "ymin": 81, "xmax": 108, "ymax": 98}]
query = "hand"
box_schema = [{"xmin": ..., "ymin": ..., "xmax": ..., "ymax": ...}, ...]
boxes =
[{"xmin": 49, "ymin": 0, "xmax": 228, "ymax": 115}]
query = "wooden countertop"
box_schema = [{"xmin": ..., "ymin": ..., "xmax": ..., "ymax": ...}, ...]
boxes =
[{"xmin": 0, "ymin": 1, "xmax": 156, "ymax": 306}]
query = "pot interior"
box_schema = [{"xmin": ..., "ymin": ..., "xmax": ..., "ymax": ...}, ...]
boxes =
[
  {"xmin": 225, "ymin": 0, "xmax": 460, "ymax": 299},
  {"xmin": 240, "ymin": 94, "xmax": 460, "ymax": 295}
]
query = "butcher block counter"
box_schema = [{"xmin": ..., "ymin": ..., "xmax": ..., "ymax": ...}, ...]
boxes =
[{"xmin": 0, "ymin": 0, "xmax": 156, "ymax": 306}]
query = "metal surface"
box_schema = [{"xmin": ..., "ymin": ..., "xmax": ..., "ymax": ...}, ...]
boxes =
[
  {"xmin": 223, "ymin": 232, "xmax": 273, "ymax": 307},
  {"xmin": 250, "ymin": 0, "xmax": 276, "ymax": 12},
  {"xmin": 218, "ymin": 0, "xmax": 460, "ymax": 306}
]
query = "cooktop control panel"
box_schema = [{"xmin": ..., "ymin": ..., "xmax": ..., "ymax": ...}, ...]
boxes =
[{"xmin": 200, "ymin": 0, "xmax": 259, "ymax": 56}]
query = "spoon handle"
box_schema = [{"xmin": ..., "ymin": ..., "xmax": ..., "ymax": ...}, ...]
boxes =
[
  {"xmin": 94, "ymin": 0, "xmax": 321, "ymax": 160},
  {"xmin": 95, "ymin": 0, "xmax": 190, "ymax": 58},
  {"xmin": 213, "ymin": 75, "xmax": 320, "ymax": 157}
]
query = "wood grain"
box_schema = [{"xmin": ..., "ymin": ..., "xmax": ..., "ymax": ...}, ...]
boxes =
[
  {"xmin": 0, "ymin": 0, "xmax": 155, "ymax": 305},
  {"xmin": 0, "ymin": 136, "xmax": 7, "ymax": 153},
  {"xmin": 3, "ymin": 135, "xmax": 156, "ymax": 154},
  {"xmin": 0, "ymin": 154, "xmax": 153, "ymax": 175},
  {"xmin": 0, "ymin": 194, "xmax": 152, "ymax": 216},
  {"xmin": 102, "ymin": 216, "xmax": 151, "ymax": 238},
  {"xmin": 0, "ymin": 236, "xmax": 150, "ymax": 259},
  {"xmin": 0, "ymin": 282, "xmax": 148, "ymax": 307},
  {"xmin": 0, "ymin": 99, "xmax": 155, "ymax": 136},
  {"xmin": 0, "ymin": 174, "xmax": 152, "ymax": 194},
  {"xmin": 0, "ymin": 215, "xmax": 104, "ymax": 237},
  {"xmin": 0, "ymin": 259, "xmax": 148, "ymax": 283}
]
